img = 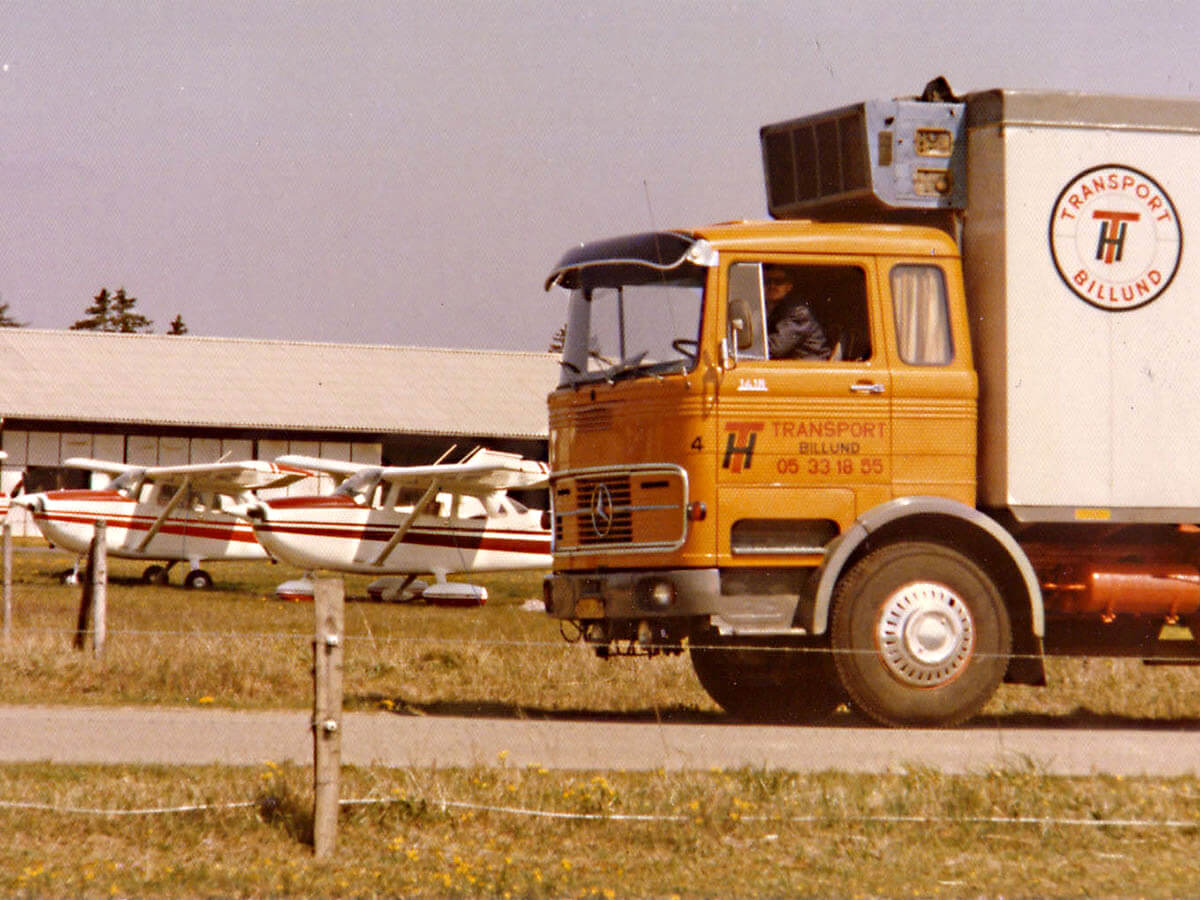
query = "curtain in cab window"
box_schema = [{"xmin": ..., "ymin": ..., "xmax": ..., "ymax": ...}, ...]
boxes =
[{"xmin": 891, "ymin": 265, "xmax": 952, "ymax": 365}]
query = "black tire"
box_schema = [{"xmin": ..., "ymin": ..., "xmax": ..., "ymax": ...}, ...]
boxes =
[
  {"xmin": 184, "ymin": 569, "xmax": 214, "ymax": 590},
  {"xmin": 142, "ymin": 564, "xmax": 168, "ymax": 585},
  {"xmin": 690, "ymin": 631, "xmax": 845, "ymax": 723},
  {"xmin": 831, "ymin": 542, "xmax": 1011, "ymax": 727}
]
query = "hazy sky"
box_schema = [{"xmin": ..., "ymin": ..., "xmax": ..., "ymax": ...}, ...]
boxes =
[{"xmin": 2, "ymin": 1, "xmax": 1197, "ymax": 351}]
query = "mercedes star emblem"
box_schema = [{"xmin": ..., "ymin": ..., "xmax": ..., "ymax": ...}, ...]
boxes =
[{"xmin": 589, "ymin": 483, "xmax": 614, "ymax": 537}]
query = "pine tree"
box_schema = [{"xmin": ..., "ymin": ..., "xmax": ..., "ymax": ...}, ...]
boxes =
[
  {"xmin": 110, "ymin": 288, "xmax": 153, "ymax": 333},
  {"xmin": 0, "ymin": 300, "xmax": 26, "ymax": 327},
  {"xmin": 70, "ymin": 288, "xmax": 112, "ymax": 330},
  {"xmin": 70, "ymin": 287, "xmax": 154, "ymax": 332},
  {"xmin": 167, "ymin": 314, "xmax": 189, "ymax": 335},
  {"xmin": 548, "ymin": 324, "xmax": 567, "ymax": 353}
]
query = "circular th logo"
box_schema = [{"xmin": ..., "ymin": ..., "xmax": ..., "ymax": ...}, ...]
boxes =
[{"xmin": 1049, "ymin": 164, "xmax": 1182, "ymax": 312}]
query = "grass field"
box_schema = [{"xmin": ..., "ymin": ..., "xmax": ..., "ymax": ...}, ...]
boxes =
[
  {"xmin": 5, "ymin": 761, "xmax": 1200, "ymax": 899},
  {"xmin": 4, "ymin": 539, "xmax": 1200, "ymax": 898},
  {"xmin": 6, "ymin": 539, "xmax": 1200, "ymax": 723}
]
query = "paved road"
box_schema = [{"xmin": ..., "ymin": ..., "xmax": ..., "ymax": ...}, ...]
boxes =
[{"xmin": 1, "ymin": 705, "xmax": 1197, "ymax": 775}]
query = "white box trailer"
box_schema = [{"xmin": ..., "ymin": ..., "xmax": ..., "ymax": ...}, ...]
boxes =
[{"xmin": 963, "ymin": 90, "xmax": 1200, "ymax": 520}]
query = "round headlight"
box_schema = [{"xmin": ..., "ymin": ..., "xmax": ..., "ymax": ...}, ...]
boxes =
[{"xmin": 648, "ymin": 580, "xmax": 675, "ymax": 610}]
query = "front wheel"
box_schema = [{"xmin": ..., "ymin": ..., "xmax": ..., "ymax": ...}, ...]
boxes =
[
  {"xmin": 830, "ymin": 542, "xmax": 1011, "ymax": 728},
  {"xmin": 690, "ymin": 631, "xmax": 846, "ymax": 723},
  {"xmin": 184, "ymin": 569, "xmax": 214, "ymax": 590}
]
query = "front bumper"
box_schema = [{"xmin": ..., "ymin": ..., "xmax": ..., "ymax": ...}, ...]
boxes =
[{"xmin": 546, "ymin": 568, "xmax": 722, "ymax": 620}]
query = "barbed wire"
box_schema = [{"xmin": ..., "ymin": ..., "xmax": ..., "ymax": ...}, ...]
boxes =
[
  {"xmin": 5, "ymin": 621, "xmax": 1200, "ymax": 665},
  {"xmin": 4, "ymin": 793, "xmax": 1199, "ymax": 830},
  {"xmin": 0, "ymin": 798, "xmax": 260, "ymax": 816}
]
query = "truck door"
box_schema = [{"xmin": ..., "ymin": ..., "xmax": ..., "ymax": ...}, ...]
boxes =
[
  {"xmin": 715, "ymin": 258, "xmax": 892, "ymax": 566},
  {"xmin": 880, "ymin": 259, "xmax": 977, "ymax": 506}
]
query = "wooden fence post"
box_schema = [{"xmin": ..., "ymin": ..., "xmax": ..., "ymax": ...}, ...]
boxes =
[
  {"xmin": 92, "ymin": 520, "xmax": 107, "ymax": 658},
  {"xmin": 73, "ymin": 520, "xmax": 107, "ymax": 654},
  {"xmin": 2, "ymin": 521, "xmax": 11, "ymax": 641},
  {"xmin": 74, "ymin": 535, "xmax": 95, "ymax": 650},
  {"xmin": 312, "ymin": 577, "xmax": 344, "ymax": 859}
]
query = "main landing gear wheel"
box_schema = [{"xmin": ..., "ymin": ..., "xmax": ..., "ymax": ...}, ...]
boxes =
[
  {"xmin": 184, "ymin": 569, "xmax": 214, "ymax": 590},
  {"xmin": 689, "ymin": 630, "xmax": 846, "ymax": 723},
  {"xmin": 830, "ymin": 542, "xmax": 1011, "ymax": 728},
  {"xmin": 142, "ymin": 564, "xmax": 169, "ymax": 585}
]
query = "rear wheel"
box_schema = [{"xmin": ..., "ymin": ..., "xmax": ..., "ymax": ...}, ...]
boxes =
[
  {"xmin": 690, "ymin": 631, "xmax": 845, "ymax": 723},
  {"xmin": 831, "ymin": 542, "xmax": 1011, "ymax": 727}
]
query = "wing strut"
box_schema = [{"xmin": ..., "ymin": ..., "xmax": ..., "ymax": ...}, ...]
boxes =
[
  {"xmin": 371, "ymin": 481, "xmax": 440, "ymax": 567},
  {"xmin": 136, "ymin": 478, "xmax": 191, "ymax": 552}
]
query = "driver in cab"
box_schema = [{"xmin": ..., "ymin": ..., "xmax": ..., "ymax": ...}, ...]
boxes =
[{"xmin": 764, "ymin": 266, "xmax": 830, "ymax": 360}]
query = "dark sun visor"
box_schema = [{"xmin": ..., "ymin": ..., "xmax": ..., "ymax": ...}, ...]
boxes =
[{"xmin": 543, "ymin": 231, "xmax": 716, "ymax": 291}]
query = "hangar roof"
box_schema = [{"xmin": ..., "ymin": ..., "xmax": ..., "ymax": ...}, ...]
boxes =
[{"xmin": 0, "ymin": 329, "xmax": 559, "ymax": 439}]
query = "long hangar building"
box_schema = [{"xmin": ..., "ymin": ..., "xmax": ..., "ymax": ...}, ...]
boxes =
[{"xmin": 0, "ymin": 329, "xmax": 559, "ymax": 536}]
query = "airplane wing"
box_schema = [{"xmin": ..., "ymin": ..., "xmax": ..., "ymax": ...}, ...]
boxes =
[
  {"xmin": 63, "ymin": 458, "xmax": 311, "ymax": 495},
  {"xmin": 272, "ymin": 455, "xmax": 366, "ymax": 486},
  {"xmin": 374, "ymin": 447, "xmax": 549, "ymax": 496},
  {"xmin": 276, "ymin": 448, "xmax": 548, "ymax": 495},
  {"xmin": 62, "ymin": 457, "xmax": 138, "ymax": 478}
]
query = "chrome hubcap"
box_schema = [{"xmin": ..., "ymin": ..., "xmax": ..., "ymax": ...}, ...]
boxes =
[{"xmin": 876, "ymin": 581, "xmax": 974, "ymax": 686}]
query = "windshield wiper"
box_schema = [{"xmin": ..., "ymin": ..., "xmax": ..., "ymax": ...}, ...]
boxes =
[{"xmin": 604, "ymin": 351, "xmax": 648, "ymax": 381}]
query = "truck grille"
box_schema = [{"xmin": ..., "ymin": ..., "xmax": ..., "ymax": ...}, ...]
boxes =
[
  {"xmin": 577, "ymin": 475, "xmax": 633, "ymax": 546},
  {"xmin": 552, "ymin": 464, "xmax": 689, "ymax": 556}
]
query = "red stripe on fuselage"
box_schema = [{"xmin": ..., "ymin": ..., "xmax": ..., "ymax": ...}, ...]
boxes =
[
  {"xmin": 254, "ymin": 520, "xmax": 550, "ymax": 555},
  {"xmin": 46, "ymin": 490, "xmax": 128, "ymax": 502},
  {"xmin": 266, "ymin": 495, "xmax": 357, "ymax": 510},
  {"xmin": 36, "ymin": 510, "xmax": 260, "ymax": 544}
]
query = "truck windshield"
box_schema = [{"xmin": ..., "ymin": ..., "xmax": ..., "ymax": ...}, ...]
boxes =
[{"xmin": 558, "ymin": 275, "xmax": 705, "ymax": 386}]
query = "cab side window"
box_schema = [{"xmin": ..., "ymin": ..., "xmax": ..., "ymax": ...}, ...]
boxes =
[
  {"xmin": 891, "ymin": 264, "xmax": 953, "ymax": 365},
  {"xmin": 728, "ymin": 262, "xmax": 872, "ymax": 362},
  {"xmin": 727, "ymin": 263, "xmax": 768, "ymax": 361}
]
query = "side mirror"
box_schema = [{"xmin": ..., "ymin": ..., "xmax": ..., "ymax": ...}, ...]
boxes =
[{"xmin": 728, "ymin": 299, "xmax": 755, "ymax": 351}]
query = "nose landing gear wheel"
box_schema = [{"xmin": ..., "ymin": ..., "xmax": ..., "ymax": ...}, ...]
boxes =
[{"xmin": 184, "ymin": 569, "xmax": 214, "ymax": 590}]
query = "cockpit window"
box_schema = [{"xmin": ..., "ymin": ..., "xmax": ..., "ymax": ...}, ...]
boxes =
[
  {"xmin": 334, "ymin": 468, "xmax": 383, "ymax": 505},
  {"xmin": 110, "ymin": 470, "xmax": 141, "ymax": 495}
]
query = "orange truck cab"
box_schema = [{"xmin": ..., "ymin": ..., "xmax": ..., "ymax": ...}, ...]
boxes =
[{"xmin": 543, "ymin": 81, "xmax": 1200, "ymax": 727}]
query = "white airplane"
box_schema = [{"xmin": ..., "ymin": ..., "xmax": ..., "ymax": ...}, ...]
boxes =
[
  {"xmin": 239, "ymin": 447, "xmax": 552, "ymax": 605},
  {"xmin": 13, "ymin": 458, "xmax": 310, "ymax": 588}
]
